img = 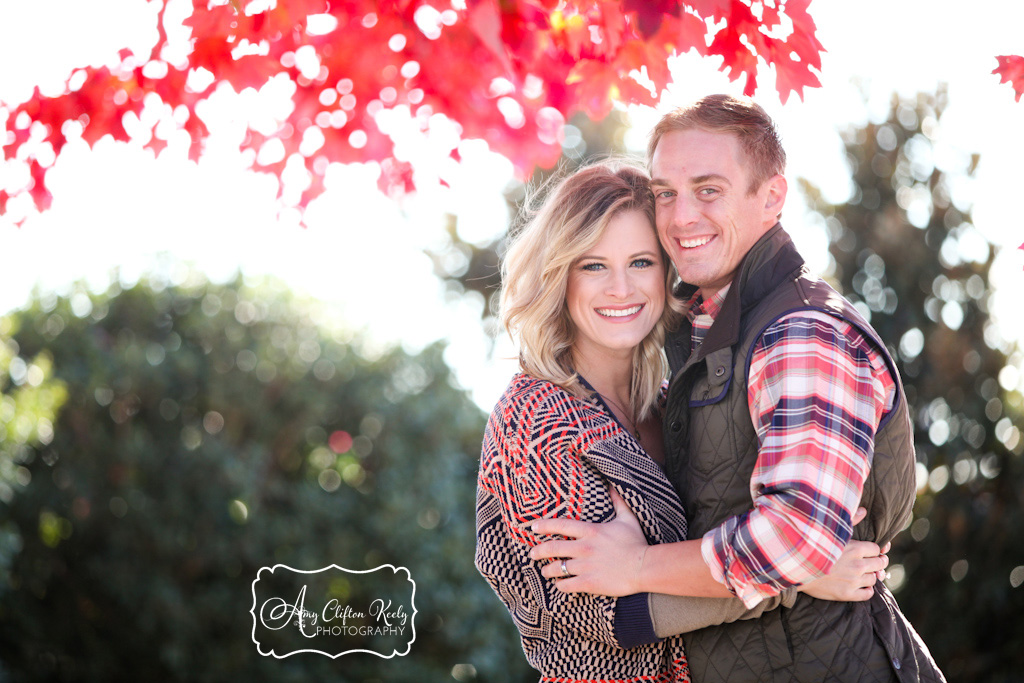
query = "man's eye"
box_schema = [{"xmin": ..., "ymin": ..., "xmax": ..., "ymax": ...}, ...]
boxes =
[
  {"xmin": 655, "ymin": 190, "xmax": 675, "ymax": 199},
  {"xmin": 698, "ymin": 187, "xmax": 718, "ymax": 197}
]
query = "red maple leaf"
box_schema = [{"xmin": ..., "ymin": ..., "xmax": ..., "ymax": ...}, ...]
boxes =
[
  {"xmin": 688, "ymin": 0, "xmax": 733, "ymax": 23},
  {"xmin": 28, "ymin": 160, "xmax": 53, "ymax": 211},
  {"xmin": 994, "ymin": 55, "xmax": 1024, "ymax": 102},
  {"xmin": 623, "ymin": 0, "xmax": 677, "ymax": 39},
  {"xmin": 709, "ymin": 25, "xmax": 759, "ymax": 95},
  {"xmin": 784, "ymin": 0, "xmax": 825, "ymax": 71},
  {"xmin": 467, "ymin": 0, "xmax": 514, "ymax": 74}
]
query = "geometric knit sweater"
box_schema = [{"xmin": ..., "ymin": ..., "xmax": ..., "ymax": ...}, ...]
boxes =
[{"xmin": 475, "ymin": 373, "xmax": 691, "ymax": 682}]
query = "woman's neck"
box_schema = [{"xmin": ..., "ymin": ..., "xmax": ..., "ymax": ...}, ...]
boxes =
[{"xmin": 572, "ymin": 350, "xmax": 632, "ymax": 409}]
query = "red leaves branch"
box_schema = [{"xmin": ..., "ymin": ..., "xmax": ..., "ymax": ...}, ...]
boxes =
[
  {"xmin": 2, "ymin": 0, "xmax": 828, "ymax": 220},
  {"xmin": 994, "ymin": 55, "xmax": 1024, "ymax": 102}
]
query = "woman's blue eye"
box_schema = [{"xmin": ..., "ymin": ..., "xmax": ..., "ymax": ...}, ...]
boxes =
[
  {"xmin": 632, "ymin": 258, "xmax": 655, "ymax": 268},
  {"xmin": 580, "ymin": 262, "xmax": 604, "ymax": 271}
]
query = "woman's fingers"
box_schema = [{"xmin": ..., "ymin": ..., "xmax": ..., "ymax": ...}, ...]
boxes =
[
  {"xmin": 850, "ymin": 509, "xmax": 893, "ymax": 582},
  {"xmin": 531, "ymin": 538, "xmax": 585, "ymax": 562},
  {"xmin": 609, "ymin": 487, "xmax": 634, "ymax": 518},
  {"xmin": 852, "ymin": 506, "xmax": 868, "ymax": 526},
  {"xmin": 530, "ymin": 517, "xmax": 596, "ymax": 540}
]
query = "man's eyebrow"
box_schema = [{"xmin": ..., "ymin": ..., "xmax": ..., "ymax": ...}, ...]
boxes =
[
  {"xmin": 649, "ymin": 173, "xmax": 731, "ymax": 187},
  {"xmin": 691, "ymin": 173, "xmax": 731, "ymax": 185}
]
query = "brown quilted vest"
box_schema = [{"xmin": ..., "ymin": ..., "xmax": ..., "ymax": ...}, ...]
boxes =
[{"xmin": 662, "ymin": 224, "xmax": 945, "ymax": 682}]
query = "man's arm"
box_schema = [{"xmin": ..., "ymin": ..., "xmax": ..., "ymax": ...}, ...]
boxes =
[{"xmin": 701, "ymin": 311, "xmax": 895, "ymax": 606}]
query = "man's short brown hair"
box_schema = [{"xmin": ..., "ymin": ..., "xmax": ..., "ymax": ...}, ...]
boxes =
[{"xmin": 647, "ymin": 94, "xmax": 786, "ymax": 194}]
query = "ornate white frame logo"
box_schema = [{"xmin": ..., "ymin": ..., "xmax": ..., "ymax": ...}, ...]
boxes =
[{"xmin": 250, "ymin": 564, "xmax": 417, "ymax": 659}]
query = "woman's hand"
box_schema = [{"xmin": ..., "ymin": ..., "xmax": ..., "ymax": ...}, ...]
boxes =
[
  {"xmin": 529, "ymin": 488, "xmax": 648, "ymax": 596},
  {"xmin": 799, "ymin": 507, "xmax": 890, "ymax": 602}
]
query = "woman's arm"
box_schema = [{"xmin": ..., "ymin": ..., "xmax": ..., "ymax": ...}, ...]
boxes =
[
  {"xmin": 529, "ymin": 489, "xmax": 733, "ymax": 597},
  {"xmin": 530, "ymin": 490, "xmax": 888, "ymax": 602},
  {"xmin": 645, "ymin": 532, "xmax": 888, "ymax": 638},
  {"xmin": 643, "ymin": 589, "xmax": 796, "ymax": 638}
]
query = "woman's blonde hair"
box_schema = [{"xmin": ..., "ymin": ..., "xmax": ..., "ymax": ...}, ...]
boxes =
[{"xmin": 500, "ymin": 160, "xmax": 681, "ymax": 421}]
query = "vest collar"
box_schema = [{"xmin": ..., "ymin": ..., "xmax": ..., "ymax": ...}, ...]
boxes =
[{"xmin": 671, "ymin": 223, "xmax": 806, "ymax": 365}]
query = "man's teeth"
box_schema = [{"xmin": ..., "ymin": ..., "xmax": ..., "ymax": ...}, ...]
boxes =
[
  {"xmin": 597, "ymin": 305, "xmax": 642, "ymax": 318},
  {"xmin": 680, "ymin": 236, "xmax": 712, "ymax": 249}
]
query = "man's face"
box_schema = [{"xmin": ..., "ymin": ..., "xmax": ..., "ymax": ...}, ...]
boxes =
[{"xmin": 649, "ymin": 128, "xmax": 785, "ymax": 300}]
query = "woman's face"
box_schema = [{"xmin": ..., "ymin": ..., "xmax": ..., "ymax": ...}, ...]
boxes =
[{"xmin": 566, "ymin": 209, "xmax": 666, "ymax": 365}]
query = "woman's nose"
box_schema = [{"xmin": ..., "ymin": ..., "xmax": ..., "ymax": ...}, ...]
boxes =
[{"xmin": 605, "ymin": 268, "xmax": 633, "ymax": 297}]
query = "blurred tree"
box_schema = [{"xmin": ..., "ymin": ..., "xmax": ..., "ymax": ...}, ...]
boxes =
[
  {"xmin": 1, "ymin": 0, "xmax": 826, "ymax": 217},
  {"xmin": 0, "ymin": 275, "xmax": 533, "ymax": 682},
  {"xmin": 799, "ymin": 88, "xmax": 1024, "ymax": 682}
]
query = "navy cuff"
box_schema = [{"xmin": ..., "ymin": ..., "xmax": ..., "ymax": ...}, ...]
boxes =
[{"xmin": 613, "ymin": 593, "xmax": 660, "ymax": 648}]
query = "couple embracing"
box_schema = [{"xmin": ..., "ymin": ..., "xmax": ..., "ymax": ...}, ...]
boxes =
[{"xmin": 475, "ymin": 94, "xmax": 945, "ymax": 682}]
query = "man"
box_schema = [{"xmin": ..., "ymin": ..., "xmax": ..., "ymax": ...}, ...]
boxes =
[{"xmin": 531, "ymin": 95, "xmax": 945, "ymax": 682}]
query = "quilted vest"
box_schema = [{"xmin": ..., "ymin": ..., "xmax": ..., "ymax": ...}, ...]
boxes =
[{"xmin": 662, "ymin": 224, "xmax": 945, "ymax": 682}]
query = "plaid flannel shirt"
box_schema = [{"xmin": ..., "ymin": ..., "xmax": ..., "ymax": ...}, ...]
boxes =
[{"xmin": 688, "ymin": 285, "xmax": 896, "ymax": 607}]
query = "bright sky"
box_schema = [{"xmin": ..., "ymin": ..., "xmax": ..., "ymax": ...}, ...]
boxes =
[{"xmin": 1, "ymin": 0, "xmax": 1022, "ymax": 410}]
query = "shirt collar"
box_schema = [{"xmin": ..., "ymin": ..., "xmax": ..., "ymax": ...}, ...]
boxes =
[{"xmin": 686, "ymin": 284, "xmax": 732, "ymax": 323}]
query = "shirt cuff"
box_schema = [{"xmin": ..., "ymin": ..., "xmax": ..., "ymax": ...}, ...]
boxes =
[
  {"xmin": 701, "ymin": 525, "xmax": 782, "ymax": 609},
  {"xmin": 613, "ymin": 593, "xmax": 660, "ymax": 649}
]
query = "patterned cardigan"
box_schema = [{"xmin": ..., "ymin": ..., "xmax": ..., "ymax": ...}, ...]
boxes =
[{"xmin": 475, "ymin": 373, "xmax": 692, "ymax": 682}]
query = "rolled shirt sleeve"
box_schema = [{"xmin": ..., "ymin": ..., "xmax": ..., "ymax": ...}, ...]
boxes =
[{"xmin": 701, "ymin": 311, "xmax": 896, "ymax": 607}]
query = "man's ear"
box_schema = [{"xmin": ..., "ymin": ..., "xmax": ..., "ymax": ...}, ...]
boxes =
[{"xmin": 763, "ymin": 174, "xmax": 787, "ymax": 222}]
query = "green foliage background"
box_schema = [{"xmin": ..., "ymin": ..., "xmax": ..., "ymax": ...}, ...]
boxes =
[
  {"xmin": 800, "ymin": 90, "xmax": 1024, "ymax": 682},
  {"xmin": 0, "ymin": 276, "xmax": 531, "ymax": 681}
]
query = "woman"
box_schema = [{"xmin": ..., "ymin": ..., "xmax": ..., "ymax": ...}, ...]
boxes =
[{"xmin": 474, "ymin": 161, "xmax": 886, "ymax": 681}]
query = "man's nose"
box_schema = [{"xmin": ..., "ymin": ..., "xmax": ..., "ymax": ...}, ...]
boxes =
[{"xmin": 670, "ymin": 195, "xmax": 700, "ymax": 227}]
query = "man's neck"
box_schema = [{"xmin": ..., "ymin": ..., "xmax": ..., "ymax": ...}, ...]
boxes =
[{"xmin": 699, "ymin": 286, "xmax": 721, "ymax": 302}]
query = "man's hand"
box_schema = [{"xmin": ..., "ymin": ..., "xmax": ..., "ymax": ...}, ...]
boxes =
[{"xmin": 529, "ymin": 488, "xmax": 648, "ymax": 596}]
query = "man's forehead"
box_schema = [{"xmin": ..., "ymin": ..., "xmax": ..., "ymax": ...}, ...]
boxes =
[{"xmin": 649, "ymin": 130, "xmax": 745, "ymax": 184}]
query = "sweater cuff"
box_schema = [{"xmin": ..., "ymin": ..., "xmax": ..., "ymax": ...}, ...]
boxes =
[{"xmin": 613, "ymin": 593, "xmax": 661, "ymax": 649}]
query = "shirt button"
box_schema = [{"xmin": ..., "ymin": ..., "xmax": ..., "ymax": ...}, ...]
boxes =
[
  {"xmin": 892, "ymin": 657, "xmax": 901, "ymax": 670},
  {"xmin": 715, "ymin": 366, "xmax": 726, "ymax": 377},
  {"xmin": 670, "ymin": 421, "xmax": 682, "ymax": 432}
]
